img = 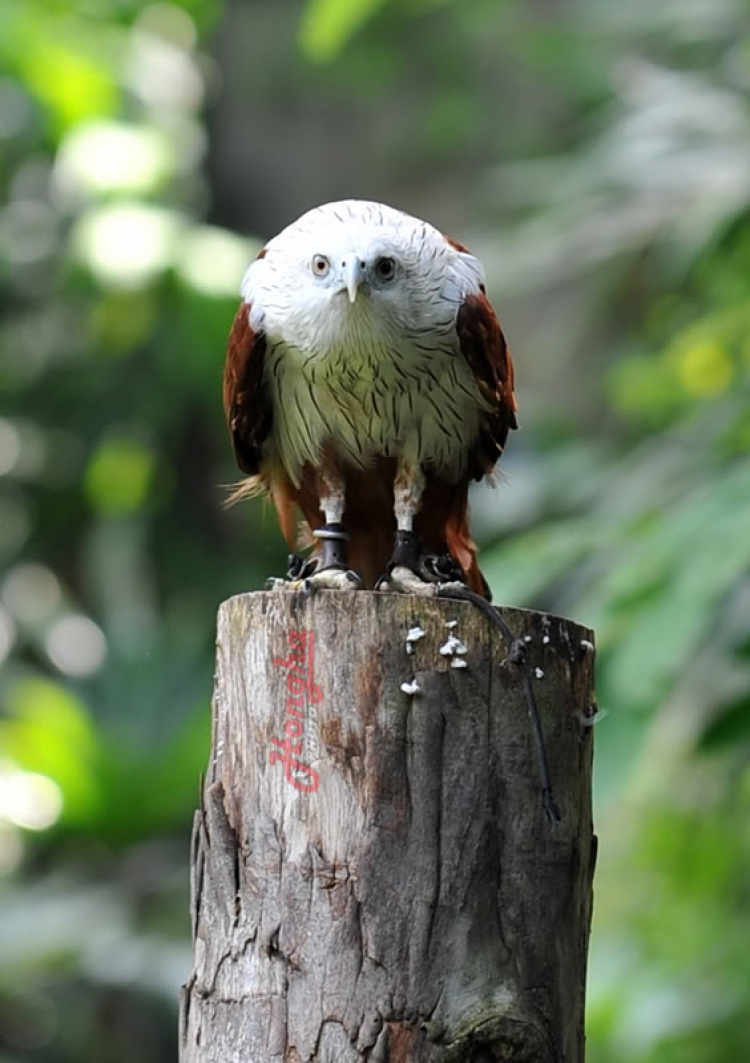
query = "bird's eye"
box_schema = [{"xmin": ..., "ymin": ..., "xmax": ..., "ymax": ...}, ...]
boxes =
[
  {"xmin": 311, "ymin": 254, "xmax": 330, "ymax": 277},
  {"xmin": 375, "ymin": 256, "xmax": 396, "ymax": 281}
]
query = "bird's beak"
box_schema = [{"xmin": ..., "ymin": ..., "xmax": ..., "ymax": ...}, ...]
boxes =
[{"xmin": 343, "ymin": 258, "xmax": 365, "ymax": 304}]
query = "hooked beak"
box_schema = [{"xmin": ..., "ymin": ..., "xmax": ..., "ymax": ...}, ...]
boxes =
[{"xmin": 343, "ymin": 258, "xmax": 365, "ymax": 304}]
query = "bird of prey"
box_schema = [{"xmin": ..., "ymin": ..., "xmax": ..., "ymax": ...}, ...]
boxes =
[{"xmin": 223, "ymin": 200, "xmax": 517, "ymax": 598}]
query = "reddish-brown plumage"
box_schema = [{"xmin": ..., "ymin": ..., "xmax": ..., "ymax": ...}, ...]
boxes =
[
  {"xmin": 223, "ymin": 302, "xmax": 270, "ymax": 476},
  {"xmin": 444, "ymin": 234, "xmax": 471, "ymax": 255},
  {"xmin": 222, "ymin": 240, "xmax": 517, "ymax": 599},
  {"xmin": 456, "ymin": 291, "xmax": 518, "ymax": 480}
]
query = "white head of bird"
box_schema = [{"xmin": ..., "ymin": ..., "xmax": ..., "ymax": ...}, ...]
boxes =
[{"xmin": 240, "ymin": 200, "xmax": 486, "ymax": 358}]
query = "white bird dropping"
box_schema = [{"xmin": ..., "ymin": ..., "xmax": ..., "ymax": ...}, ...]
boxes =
[
  {"xmin": 405, "ymin": 625, "xmax": 426, "ymax": 655},
  {"xmin": 439, "ymin": 634, "xmax": 467, "ymax": 657}
]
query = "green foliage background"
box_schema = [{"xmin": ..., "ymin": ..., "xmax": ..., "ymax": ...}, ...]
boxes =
[{"xmin": 1, "ymin": 0, "xmax": 750, "ymax": 1058}]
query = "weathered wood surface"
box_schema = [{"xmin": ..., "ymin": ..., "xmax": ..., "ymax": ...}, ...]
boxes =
[{"xmin": 180, "ymin": 590, "xmax": 596, "ymax": 1063}]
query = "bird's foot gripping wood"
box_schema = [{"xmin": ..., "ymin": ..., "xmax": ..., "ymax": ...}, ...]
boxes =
[
  {"xmin": 376, "ymin": 530, "xmax": 467, "ymax": 596},
  {"xmin": 265, "ymin": 525, "xmax": 362, "ymax": 593}
]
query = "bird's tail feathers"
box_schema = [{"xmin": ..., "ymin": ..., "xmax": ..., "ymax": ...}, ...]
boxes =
[
  {"xmin": 223, "ymin": 475, "xmax": 266, "ymax": 507},
  {"xmin": 444, "ymin": 504, "xmax": 491, "ymax": 600},
  {"xmin": 224, "ymin": 469, "xmax": 298, "ymax": 550}
]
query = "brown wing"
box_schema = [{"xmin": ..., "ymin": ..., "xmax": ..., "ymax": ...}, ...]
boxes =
[
  {"xmin": 223, "ymin": 301, "xmax": 271, "ymax": 475},
  {"xmin": 456, "ymin": 291, "xmax": 518, "ymax": 480}
]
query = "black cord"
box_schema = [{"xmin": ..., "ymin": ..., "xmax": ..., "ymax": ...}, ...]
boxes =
[{"xmin": 436, "ymin": 584, "xmax": 561, "ymax": 825}]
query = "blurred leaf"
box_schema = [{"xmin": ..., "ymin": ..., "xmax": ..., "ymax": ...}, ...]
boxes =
[
  {"xmin": 0, "ymin": 677, "xmax": 102, "ymax": 826},
  {"xmin": 299, "ymin": 0, "xmax": 389, "ymax": 61},
  {"xmin": 84, "ymin": 436, "xmax": 156, "ymax": 516},
  {"xmin": 88, "ymin": 292, "xmax": 158, "ymax": 356},
  {"xmin": 138, "ymin": 705, "xmax": 210, "ymax": 826},
  {"xmin": 19, "ymin": 30, "xmax": 119, "ymax": 133},
  {"xmin": 698, "ymin": 694, "xmax": 750, "ymax": 751},
  {"xmin": 586, "ymin": 459, "xmax": 750, "ymax": 710},
  {"xmin": 482, "ymin": 517, "xmax": 605, "ymax": 606},
  {"xmin": 606, "ymin": 352, "xmax": 689, "ymax": 428}
]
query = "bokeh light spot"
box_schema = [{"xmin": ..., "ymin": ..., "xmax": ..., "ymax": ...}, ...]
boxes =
[
  {"xmin": 0, "ymin": 764, "xmax": 64, "ymax": 831},
  {"xmin": 1, "ymin": 678, "xmax": 100, "ymax": 826},
  {"xmin": 126, "ymin": 25, "xmax": 204, "ymax": 112},
  {"xmin": 0, "ymin": 200, "xmax": 58, "ymax": 266},
  {"xmin": 54, "ymin": 120, "xmax": 173, "ymax": 200},
  {"xmin": 44, "ymin": 614, "xmax": 107, "ymax": 677},
  {"xmin": 0, "ymin": 606, "xmax": 16, "ymax": 664},
  {"xmin": 2, "ymin": 563, "xmax": 62, "ymax": 626},
  {"xmin": 72, "ymin": 202, "xmax": 182, "ymax": 289},
  {"xmin": 0, "ymin": 418, "xmax": 47, "ymax": 479},
  {"xmin": 136, "ymin": 4, "xmax": 198, "ymax": 50},
  {"xmin": 0, "ymin": 418, "xmax": 22, "ymax": 475},
  {"xmin": 178, "ymin": 225, "xmax": 256, "ymax": 297}
]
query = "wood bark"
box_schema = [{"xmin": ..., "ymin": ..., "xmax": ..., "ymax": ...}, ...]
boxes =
[{"xmin": 180, "ymin": 590, "xmax": 596, "ymax": 1063}]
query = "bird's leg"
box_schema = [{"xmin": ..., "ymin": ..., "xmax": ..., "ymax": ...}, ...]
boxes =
[
  {"xmin": 307, "ymin": 470, "xmax": 361, "ymax": 587},
  {"xmin": 314, "ymin": 470, "xmax": 349, "ymax": 570},
  {"xmin": 377, "ymin": 457, "xmax": 466, "ymax": 595},
  {"xmin": 267, "ymin": 469, "xmax": 362, "ymax": 592}
]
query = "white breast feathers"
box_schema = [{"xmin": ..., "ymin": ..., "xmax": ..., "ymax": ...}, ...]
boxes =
[{"xmin": 241, "ymin": 200, "xmax": 489, "ymax": 484}]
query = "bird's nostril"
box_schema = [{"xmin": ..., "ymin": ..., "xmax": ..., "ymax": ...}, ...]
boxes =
[{"xmin": 360, "ymin": 260, "xmax": 366, "ymax": 269}]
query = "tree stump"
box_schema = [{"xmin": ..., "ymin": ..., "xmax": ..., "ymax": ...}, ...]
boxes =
[{"xmin": 179, "ymin": 590, "xmax": 596, "ymax": 1062}]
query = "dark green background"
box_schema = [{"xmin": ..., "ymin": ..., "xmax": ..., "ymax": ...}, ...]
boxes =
[{"xmin": 2, "ymin": 0, "xmax": 750, "ymax": 1059}]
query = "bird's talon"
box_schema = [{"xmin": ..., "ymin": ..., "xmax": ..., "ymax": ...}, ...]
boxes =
[
  {"xmin": 308, "ymin": 566, "xmax": 362, "ymax": 590},
  {"xmin": 378, "ymin": 564, "xmax": 464, "ymax": 597},
  {"xmin": 266, "ymin": 565, "xmax": 362, "ymax": 593},
  {"xmin": 286, "ymin": 553, "xmax": 318, "ymax": 581},
  {"xmin": 378, "ymin": 533, "xmax": 467, "ymax": 596},
  {"xmin": 286, "ymin": 553, "xmax": 307, "ymax": 580},
  {"xmin": 423, "ymin": 553, "xmax": 465, "ymax": 583},
  {"xmin": 377, "ymin": 566, "xmax": 439, "ymax": 596}
]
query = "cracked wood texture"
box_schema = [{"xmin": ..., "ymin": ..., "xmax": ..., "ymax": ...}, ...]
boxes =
[{"xmin": 179, "ymin": 590, "xmax": 596, "ymax": 1063}]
